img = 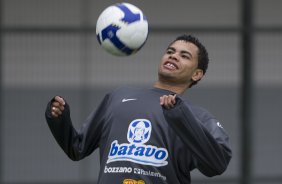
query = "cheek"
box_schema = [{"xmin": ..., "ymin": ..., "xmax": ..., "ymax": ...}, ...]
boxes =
[
  {"xmin": 159, "ymin": 57, "xmax": 167, "ymax": 68},
  {"xmin": 181, "ymin": 65, "xmax": 196, "ymax": 78},
  {"xmin": 182, "ymin": 63, "xmax": 193, "ymax": 72},
  {"xmin": 161, "ymin": 55, "xmax": 167, "ymax": 63}
]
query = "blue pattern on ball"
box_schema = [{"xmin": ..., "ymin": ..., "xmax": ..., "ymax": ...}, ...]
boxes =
[{"xmin": 99, "ymin": 3, "xmax": 143, "ymax": 55}]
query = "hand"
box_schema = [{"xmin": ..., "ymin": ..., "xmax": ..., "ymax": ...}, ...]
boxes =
[
  {"xmin": 51, "ymin": 96, "xmax": 65, "ymax": 118},
  {"xmin": 160, "ymin": 94, "xmax": 176, "ymax": 109}
]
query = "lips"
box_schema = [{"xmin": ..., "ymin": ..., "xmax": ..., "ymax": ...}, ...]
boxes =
[{"xmin": 163, "ymin": 61, "xmax": 179, "ymax": 70}]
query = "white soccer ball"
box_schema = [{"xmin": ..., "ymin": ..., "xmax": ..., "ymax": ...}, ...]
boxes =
[{"xmin": 96, "ymin": 3, "xmax": 149, "ymax": 56}]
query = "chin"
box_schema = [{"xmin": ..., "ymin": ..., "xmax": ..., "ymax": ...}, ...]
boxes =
[
  {"xmin": 159, "ymin": 69, "xmax": 176, "ymax": 77},
  {"xmin": 158, "ymin": 72, "xmax": 177, "ymax": 82}
]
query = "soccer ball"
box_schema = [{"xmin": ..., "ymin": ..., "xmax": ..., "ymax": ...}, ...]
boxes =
[{"xmin": 96, "ymin": 3, "xmax": 148, "ymax": 56}]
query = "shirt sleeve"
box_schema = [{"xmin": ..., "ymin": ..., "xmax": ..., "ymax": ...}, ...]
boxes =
[
  {"xmin": 45, "ymin": 94, "xmax": 110, "ymax": 161},
  {"xmin": 162, "ymin": 97, "xmax": 232, "ymax": 177}
]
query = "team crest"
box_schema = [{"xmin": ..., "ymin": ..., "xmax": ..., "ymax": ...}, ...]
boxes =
[
  {"xmin": 128, "ymin": 119, "xmax": 151, "ymax": 144},
  {"xmin": 107, "ymin": 119, "xmax": 168, "ymax": 167}
]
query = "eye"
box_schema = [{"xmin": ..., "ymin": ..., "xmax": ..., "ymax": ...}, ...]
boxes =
[
  {"xmin": 181, "ymin": 54, "xmax": 190, "ymax": 60},
  {"xmin": 166, "ymin": 49, "xmax": 174, "ymax": 54}
]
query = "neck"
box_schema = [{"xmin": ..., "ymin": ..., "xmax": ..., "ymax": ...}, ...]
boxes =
[{"xmin": 153, "ymin": 81, "xmax": 189, "ymax": 94}]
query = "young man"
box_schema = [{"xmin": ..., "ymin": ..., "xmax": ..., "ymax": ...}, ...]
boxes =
[{"xmin": 45, "ymin": 34, "xmax": 232, "ymax": 183}]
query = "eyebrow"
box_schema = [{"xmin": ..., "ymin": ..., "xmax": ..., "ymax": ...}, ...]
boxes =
[{"xmin": 167, "ymin": 46, "xmax": 193, "ymax": 58}]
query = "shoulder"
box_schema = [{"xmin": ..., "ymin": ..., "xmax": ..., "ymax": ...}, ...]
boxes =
[
  {"xmin": 182, "ymin": 99, "xmax": 216, "ymax": 122},
  {"xmin": 181, "ymin": 99, "xmax": 228, "ymax": 131},
  {"xmin": 176, "ymin": 98, "xmax": 231, "ymax": 146}
]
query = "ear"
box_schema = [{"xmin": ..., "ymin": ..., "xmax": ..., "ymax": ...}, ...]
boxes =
[{"xmin": 192, "ymin": 69, "xmax": 204, "ymax": 82}]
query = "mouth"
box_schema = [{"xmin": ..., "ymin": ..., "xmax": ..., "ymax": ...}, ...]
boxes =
[{"xmin": 163, "ymin": 61, "xmax": 179, "ymax": 70}]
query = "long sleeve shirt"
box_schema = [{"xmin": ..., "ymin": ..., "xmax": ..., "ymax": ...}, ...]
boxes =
[{"xmin": 45, "ymin": 86, "xmax": 232, "ymax": 184}]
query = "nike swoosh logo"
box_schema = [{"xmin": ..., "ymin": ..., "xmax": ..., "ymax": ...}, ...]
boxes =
[
  {"xmin": 217, "ymin": 122, "xmax": 223, "ymax": 128},
  {"xmin": 122, "ymin": 98, "xmax": 137, "ymax": 102}
]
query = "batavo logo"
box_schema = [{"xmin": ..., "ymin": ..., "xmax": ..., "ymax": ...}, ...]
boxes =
[
  {"xmin": 107, "ymin": 119, "xmax": 168, "ymax": 167},
  {"xmin": 123, "ymin": 179, "xmax": 145, "ymax": 184}
]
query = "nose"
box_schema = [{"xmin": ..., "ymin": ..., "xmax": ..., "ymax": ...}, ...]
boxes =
[{"xmin": 169, "ymin": 52, "xmax": 179, "ymax": 61}]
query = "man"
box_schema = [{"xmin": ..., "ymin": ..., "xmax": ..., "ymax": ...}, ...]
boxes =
[{"xmin": 45, "ymin": 34, "xmax": 232, "ymax": 183}]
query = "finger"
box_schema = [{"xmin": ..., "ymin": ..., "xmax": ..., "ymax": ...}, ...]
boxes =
[
  {"xmin": 52, "ymin": 101, "xmax": 65, "ymax": 111},
  {"xmin": 160, "ymin": 95, "xmax": 170, "ymax": 109},
  {"xmin": 170, "ymin": 94, "xmax": 176, "ymax": 105},
  {"xmin": 54, "ymin": 96, "xmax": 65, "ymax": 106},
  {"xmin": 160, "ymin": 95, "xmax": 176, "ymax": 109},
  {"xmin": 166, "ymin": 95, "xmax": 176, "ymax": 109},
  {"xmin": 160, "ymin": 96, "xmax": 164, "ymax": 105},
  {"xmin": 53, "ymin": 96, "xmax": 65, "ymax": 111},
  {"xmin": 51, "ymin": 111, "xmax": 59, "ymax": 118},
  {"xmin": 52, "ymin": 106, "xmax": 62, "ymax": 115},
  {"xmin": 52, "ymin": 101, "xmax": 60, "ymax": 107},
  {"xmin": 163, "ymin": 96, "xmax": 171, "ymax": 109},
  {"xmin": 167, "ymin": 97, "xmax": 174, "ymax": 108}
]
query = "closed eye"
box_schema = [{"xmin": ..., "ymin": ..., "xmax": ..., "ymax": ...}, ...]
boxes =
[
  {"xmin": 181, "ymin": 54, "xmax": 190, "ymax": 59},
  {"xmin": 166, "ymin": 48, "xmax": 175, "ymax": 54},
  {"xmin": 180, "ymin": 51, "xmax": 193, "ymax": 60}
]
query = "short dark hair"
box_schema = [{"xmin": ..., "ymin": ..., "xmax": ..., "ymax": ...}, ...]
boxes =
[{"xmin": 171, "ymin": 34, "xmax": 209, "ymax": 87}]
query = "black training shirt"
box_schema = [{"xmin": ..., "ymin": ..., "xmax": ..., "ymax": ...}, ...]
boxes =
[{"xmin": 45, "ymin": 86, "xmax": 232, "ymax": 184}]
